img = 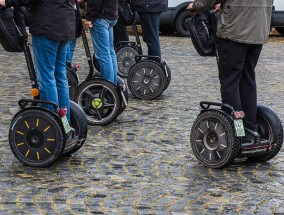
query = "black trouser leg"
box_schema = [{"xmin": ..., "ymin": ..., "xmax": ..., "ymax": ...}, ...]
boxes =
[
  {"xmin": 240, "ymin": 44, "xmax": 262, "ymax": 130},
  {"xmin": 138, "ymin": 12, "xmax": 161, "ymax": 59},
  {"xmin": 218, "ymin": 38, "xmax": 262, "ymax": 131},
  {"xmin": 113, "ymin": 18, "xmax": 129, "ymax": 47}
]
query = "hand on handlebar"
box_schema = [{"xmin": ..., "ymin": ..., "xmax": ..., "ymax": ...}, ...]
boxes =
[
  {"xmin": 0, "ymin": 0, "xmax": 6, "ymax": 7},
  {"xmin": 186, "ymin": 3, "xmax": 197, "ymax": 15},
  {"xmin": 214, "ymin": 4, "xmax": 221, "ymax": 13},
  {"xmin": 85, "ymin": 20, "xmax": 93, "ymax": 29}
]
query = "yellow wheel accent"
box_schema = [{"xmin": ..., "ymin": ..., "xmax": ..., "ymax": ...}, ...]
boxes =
[
  {"xmin": 44, "ymin": 148, "xmax": 51, "ymax": 154},
  {"xmin": 16, "ymin": 131, "xmax": 24, "ymax": 135},
  {"xmin": 25, "ymin": 150, "xmax": 30, "ymax": 157},
  {"xmin": 44, "ymin": 126, "xmax": 51, "ymax": 132},
  {"xmin": 17, "ymin": 142, "xmax": 24, "ymax": 147},
  {"xmin": 25, "ymin": 121, "xmax": 30, "ymax": 128}
]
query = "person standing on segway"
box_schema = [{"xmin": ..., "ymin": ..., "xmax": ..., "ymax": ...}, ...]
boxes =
[
  {"xmin": 131, "ymin": 0, "xmax": 168, "ymax": 61},
  {"xmin": 85, "ymin": 0, "xmax": 119, "ymax": 86},
  {"xmin": 0, "ymin": 0, "xmax": 82, "ymax": 125},
  {"xmin": 187, "ymin": 0, "xmax": 273, "ymax": 145},
  {"xmin": 114, "ymin": 0, "xmax": 130, "ymax": 48}
]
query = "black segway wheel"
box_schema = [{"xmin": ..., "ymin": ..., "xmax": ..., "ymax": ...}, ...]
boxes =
[
  {"xmin": 190, "ymin": 110, "xmax": 241, "ymax": 169},
  {"xmin": 127, "ymin": 61, "xmax": 166, "ymax": 100},
  {"xmin": 67, "ymin": 68, "xmax": 79, "ymax": 100},
  {"xmin": 74, "ymin": 78, "xmax": 121, "ymax": 125},
  {"xmin": 62, "ymin": 101, "xmax": 88, "ymax": 156},
  {"xmin": 247, "ymin": 105, "xmax": 283, "ymax": 162},
  {"xmin": 9, "ymin": 108, "xmax": 65, "ymax": 167},
  {"xmin": 117, "ymin": 76, "xmax": 128, "ymax": 115},
  {"xmin": 116, "ymin": 46, "xmax": 139, "ymax": 78}
]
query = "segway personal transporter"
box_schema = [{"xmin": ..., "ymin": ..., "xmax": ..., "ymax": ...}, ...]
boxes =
[
  {"xmin": 73, "ymin": 3, "xmax": 128, "ymax": 126},
  {"xmin": 114, "ymin": 0, "xmax": 171, "ymax": 100},
  {"xmin": 115, "ymin": 0, "xmax": 143, "ymax": 78},
  {"xmin": 188, "ymin": 11, "xmax": 283, "ymax": 168},
  {"xmin": 0, "ymin": 7, "xmax": 88, "ymax": 167}
]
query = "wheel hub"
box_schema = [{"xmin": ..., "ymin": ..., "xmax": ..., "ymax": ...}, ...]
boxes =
[
  {"xmin": 123, "ymin": 57, "xmax": 132, "ymax": 67},
  {"xmin": 26, "ymin": 129, "xmax": 44, "ymax": 149},
  {"xmin": 204, "ymin": 131, "xmax": 219, "ymax": 150},
  {"xmin": 92, "ymin": 98, "xmax": 103, "ymax": 109},
  {"xmin": 143, "ymin": 75, "xmax": 152, "ymax": 85}
]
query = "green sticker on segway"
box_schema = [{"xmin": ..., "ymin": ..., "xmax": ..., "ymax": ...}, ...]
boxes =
[
  {"xmin": 61, "ymin": 115, "xmax": 72, "ymax": 134},
  {"xmin": 234, "ymin": 119, "xmax": 245, "ymax": 137}
]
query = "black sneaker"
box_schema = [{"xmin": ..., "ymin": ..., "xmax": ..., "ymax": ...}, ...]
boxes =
[
  {"xmin": 65, "ymin": 130, "xmax": 79, "ymax": 151},
  {"xmin": 242, "ymin": 128, "xmax": 269, "ymax": 147}
]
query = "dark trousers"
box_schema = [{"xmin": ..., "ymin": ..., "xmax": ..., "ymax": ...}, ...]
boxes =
[
  {"xmin": 113, "ymin": 18, "xmax": 129, "ymax": 48},
  {"xmin": 218, "ymin": 38, "xmax": 263, "ymax": 131},
  {"xmin": 139, "ymin": 12, "xmax": 161, "ymax": 58}
]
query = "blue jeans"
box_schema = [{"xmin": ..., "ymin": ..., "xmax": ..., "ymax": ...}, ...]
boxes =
[
  {"xmin": 66, "ymin": 39, "xmax": 77, "ymax": 63},
  {"xmin": 32, "ymin": 35, "xmax": 70, "ymax": 122},
  {"xmin": 90, "ymin": 18, "xmax": 118, "ymax": 85}
]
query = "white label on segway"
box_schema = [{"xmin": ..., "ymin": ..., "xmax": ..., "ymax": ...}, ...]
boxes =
[
  {"xmin": 234, "ymin": 119, "xmax": 245, "ymax": 137},
  {"xmin": 61, "ymin": 115, "xmax": 72, "ymax": 134},
  {"xmin": 120, "ymin": 91, "xmax": 128, "ymax": 106}
]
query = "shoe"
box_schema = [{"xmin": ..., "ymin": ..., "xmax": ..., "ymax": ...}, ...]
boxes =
[
  {"xmin": 241, "ymin": 128, "xmax": 269, "ymax": 147},
  {"xmin": 65, "ymin": 129, "xmax": 79, "ymax": 146}
]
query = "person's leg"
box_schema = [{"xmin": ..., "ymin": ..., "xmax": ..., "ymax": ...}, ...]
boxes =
[
  {"xmin": 66, "ymin": 39, "xmax": 77, "ymax": 63},
  {"xmin": 113, "ymin": 18, "xmax": 129, "ymax": 47},
  {"xmin": 139, "ymin": 12, "xmax": 161, "ymax": 58},
  {"xmin": 218, "ymin": 38, "xmax": 248, "ymax": 112},
  {"xmin": 90, "ymin": 18, "xmax": 116, "ymax": 85},
  {"xmin": 240, "ymin": 44, "xmax": 263, "ymax": 131},
  {"xmin": 55, "ymin": 41, "xmax": 70, "ymax": 122},
  {"xmin": 109, "ymin": 20, "xmax": 118, "ymax": 85},
  {"xmin": 32, "ymin": 35, "xmax": 59, "ymax": 112}
]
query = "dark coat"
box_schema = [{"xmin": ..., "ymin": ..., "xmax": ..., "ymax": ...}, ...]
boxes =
[
  {"xmin": 5, "ymin": 0, "xmax": 75, "ymax": 41},
  {"xmin": 131, "ymin": 0, "xmax": 168, "ymax": 13},
  {"xmin": 86, "ymin": 0, "xmax": 118, "ymax": 21}
]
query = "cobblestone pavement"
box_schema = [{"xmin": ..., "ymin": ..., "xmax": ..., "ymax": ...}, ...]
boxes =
[{"xmin": 0, "ymin": 33, "xmax": 284, "ymax": 215}]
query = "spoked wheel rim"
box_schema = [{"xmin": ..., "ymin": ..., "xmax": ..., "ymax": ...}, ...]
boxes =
[
  {"xmin": 9, "ymin": 109, "xmax": 64, "ymax": 167},
  {"xmin": 127, "ymin": 61, "xmax": 166, "ymax": 100},
  {"xmin": 117, "ymin": 47, "xmax": 139, "ymax": 78},
  {"xmin": 191, "ymin": 111, "xmax": 240, "ymax": 168},
  {"xmin": 75, "ymin": 80, "xmax": 120, "ymax": 125}
]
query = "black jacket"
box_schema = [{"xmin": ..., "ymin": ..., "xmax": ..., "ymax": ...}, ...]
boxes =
[
  {"xmin": 86, "ymin": 0, "xmax": 118, "ymax": 21},
  {"xmin": 5, "ymin": 0, "xmax": 75, "ymax": 41},
  {"xmin": 131, "ymin": 0, "xmax": 168, "ymax": 13}
]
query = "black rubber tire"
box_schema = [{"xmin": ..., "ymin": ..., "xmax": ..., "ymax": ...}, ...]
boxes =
[
  {"xmin": 62, "ymin": 101, "xmax": 88, "ymax": 156},
  {"xmin": 190, "ymin": 110, "xmax": 241, "ymax": 169},
  {"xmin": 175, "ymin": 10, "xmax": 192, "ymax": 37},
  {"xmin": 117, "ymin": 76, "xmax": 128, "ymax": 115},
  {"xmin": 116, "ymin": 46, "xmax": 139, "ymax": 78},
  {"xmin": 67, "ymin": 68, "xmax": 79, "ymax": 100},
  {"xmin": 163, "ymin": 63, "xmax": 171, "ymax": 92},
  {"xmin": 9, "ymin": 108, "xmax": 65, "ymax": 167},
  {"xmin": 127, "ymin": 60, "xmax": 167, "ymax": 100},
  {"xmin": 74, "ymin": 78, "xmax": 121, "ymax": 125},
  {"xmin": 247, "ymin": 105, "xmax": 283, "ymax": 162},
  {"xmin": 275, "ymin": 27, "xmax": 284, "ymax": 35}
]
